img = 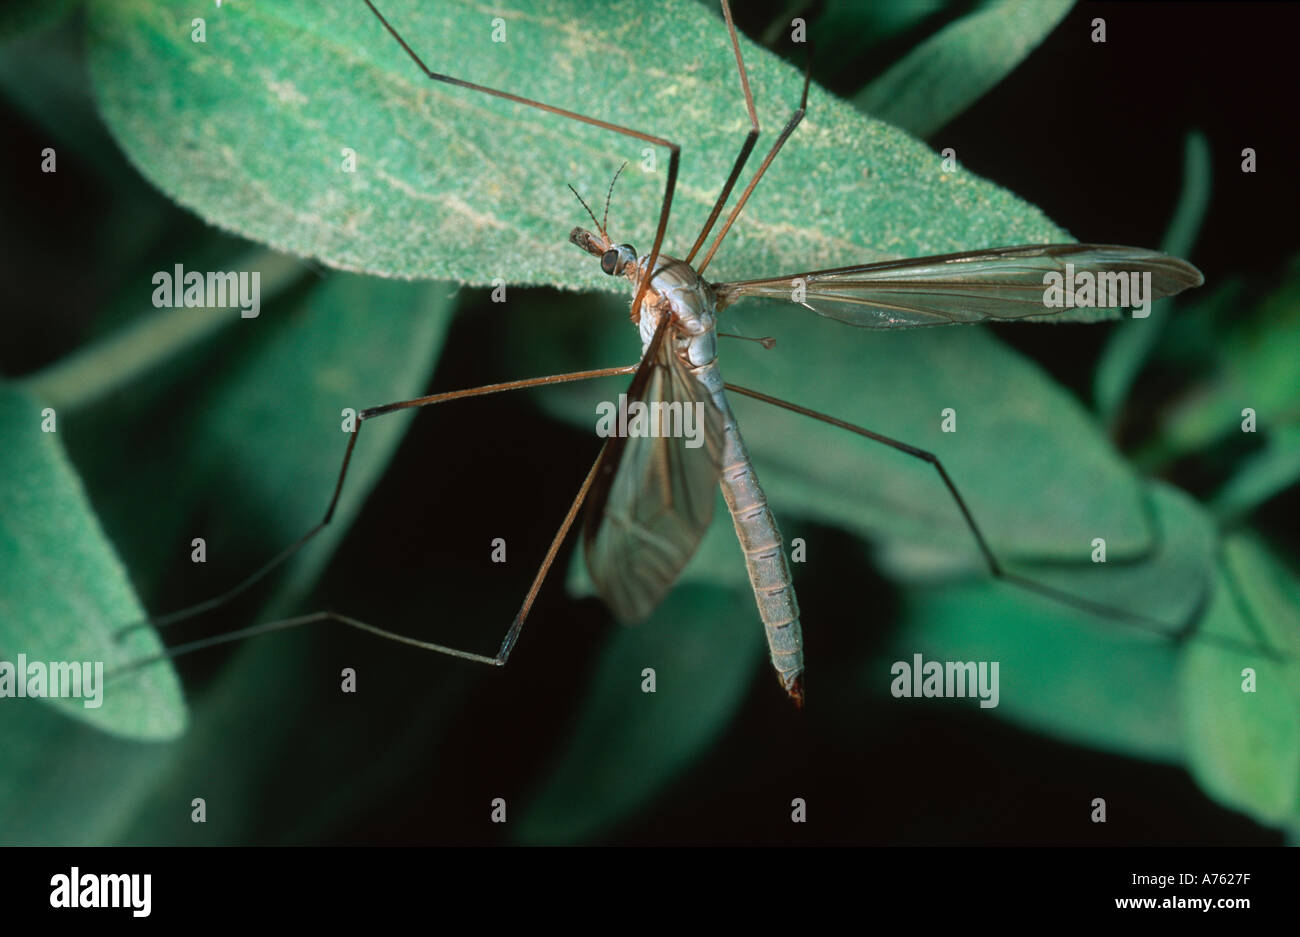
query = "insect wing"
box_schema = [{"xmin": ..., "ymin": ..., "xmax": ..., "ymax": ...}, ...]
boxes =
[
  {"xmin": 714, "ymin": 243, "xmax": 1204, "ymax": 328},
  {"xmin": 584, "ymin": 329, "xmax": 725, "ymax": 623}
]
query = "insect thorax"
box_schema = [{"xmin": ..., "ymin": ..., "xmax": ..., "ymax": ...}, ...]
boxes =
[{"xmin": 634, "ymin": 254, "xmax": 719, "ymax": 368}]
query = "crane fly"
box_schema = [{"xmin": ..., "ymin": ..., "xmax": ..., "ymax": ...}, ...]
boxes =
[{"xmin": 122, "ymin": 0, "xmax": 1214, "ymax": 708}]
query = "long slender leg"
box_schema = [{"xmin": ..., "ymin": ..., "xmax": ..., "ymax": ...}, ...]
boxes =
[
  {"xmin": 696, "ymin": 60, "xmax": 814, "ymax": 276},
  {"xmin": 150, "ymin": 323, "xmax": 674, "ymax": 675},
  {"xmin": 724, "ymin": 382, "xmax": 1286, "ymax": 660},
  {"xmin": 109, "ymin": 443, "xmax": 608, "ymax": 680},
  {"xmin": 683, "ymin": 0, "xmax": 761, "ymax": 265},
  {"xmin": 361, "ymin": 0, "xmax": 677, "ymax": 323},
  {"xmin": 120, "ymin": 365, "xmax": 635, "ymax": 638}
]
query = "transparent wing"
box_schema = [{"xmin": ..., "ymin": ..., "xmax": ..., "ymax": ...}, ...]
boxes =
[
  {"xmin": 713, "ymin": 243, "xmax": 1204, "ymax": 328},
  {"xmin": 584, "ymin": 321, "xmax": 725, "ymax": 623}
]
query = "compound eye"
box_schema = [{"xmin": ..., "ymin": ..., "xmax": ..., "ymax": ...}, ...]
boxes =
[{"xmin": 600, "ymin": 249, "xmax": 619, "ymax": 275}]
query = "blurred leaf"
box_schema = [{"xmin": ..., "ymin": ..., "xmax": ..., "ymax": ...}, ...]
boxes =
[
  {"xmin": 88, "ymin": 0, "xmax": 1128, "ymax": 325},
  {"xmin": 110, "ymin": 613, "xmax": 472, "ymax": 845},
  {"xmin": 1212, "ymin": 425, "xmax": 1300, "ymax": 521},
  {"xmin": 1181, "ymin": 535, "xmax": 1300, "ymax": 826},
  {"xmin": 60, "ymin": 270, "xmax": 451, "ymax": 718},
  {"xmin": 509, "ymin": 289, "xmax": 1151, "ymax": 567},
  {"xmin": 886, "ymin": 481, "xmax": 1215, "ymax": 762},
  {"xmin": 0, "ymin": 0, "xmax": 78, "ymax": 41},
  {"xmin": 2, "ymin": 274, "xmax": 459, "ymax": 843},
  {"xmin": 1094, "ymin": 131, "xmax": 1211, "ymax": 422},
  {"xmin": 0, "ymin": 384, "xmax": 185, "ymax": 739},
  {"xmin": 826, "ymin": 0, "xmax": 948, "ymax": 43},
  {"xmin": 0, "ymin": 18, "xmax": 190, "ymax": 378},
  {"xmin": 797, "ymin": 0, "xmax": 948, "ymax": 79},
  {"xmin": 554, "ymin": 494, "xmax": 767, "ymax": 840},
  {"xmin": 1143, "ymin": 255, "xmax": 1300, "ymax": 465},
  {"xmin": 722, "ymin": 308, "xmax": 1150, "ymax": 564},
  {"xmin": 516, "ymin": 583, "xmax": 764, "ymax": 844},
  {"xmin": 1151, "ymin": 132, "xmax": 1212, "ymax": 284},
  {"xmin": 21, "ymin": 248, "xmax": 305, "ymax": 411},
  {"xmin": 0, "ymin": 14, "xmax": 120, "ymax": 178},
  {"xmin": 182, "ymin": 274, "xmax": 459, "ymax": 614},
  {"xmin": 853, "ymin": 0, "xmax": 1072, "ymax": 138},
  {"xmin": 0, "ymin": 584, "xmax": 473, "ymax": 846},
  {"xmin": 0, "ymin": 700, "xmax": 171, "ymax": 845}
]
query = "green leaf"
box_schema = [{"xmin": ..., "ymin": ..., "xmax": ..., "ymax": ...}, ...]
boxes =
[
  {"xmin": 1181, "ymin": 535, "xmax": 1300, "ymax": 826},
  {"xmin": 1212, "ymin": 425, "xmax": 1300, "ymax": 522},
  {"xmin": 110, "ymin": 609, "xmax": 474, "ymax": 845},
  {"xmin": 551, "ymin": 497, "xmax": 766, "ymax": 842},
  {"xmin": 0, "ymin": 384, "xmax": 185, "ymax": 739},
  {"xmin": 20, "ymin": 248, "xmax": 305, "ymax": 412},
  {"xmin": 1151, "ymin": 254, "xmax": 1300, "ymax": 462},
  {"xmin": 886, "ymin": 481, "xmax": 1215, "ymax": 762},
  {"xmin": 0, "ymin": 10, "xmax": 116, "ymax": 177},
  {"xmin": 801, "ymin": 0, "xmax": 948, "ymax": 80},
  {"xmin": 0, "ymin": 700, "xmax": 175, "ymax": 845},
  {"xmin": 516, "ymin": 583, "xmax": 765, "ymax": 844},
  {"xmin": 853, "ymin": 0, "xmax": 1073, "ymax": 138},
  {"xmin": 0, "ymin": 275, "xmax": 457, "ymax": 842},
  {"xmin": 87, "ymin": 0, "xmax": 1124, "ymax": 322},
  {"xmin": 724, "ymin": 307, "xmax": 1151, "ymax": 564},
  {"xmin": 1152, "ymin": 132, "xmax": 1213, "ymax": 276},
  {"xmin": 0, "ymin": 0, "xmax": 78, "ymax": 42},
  {"xmin": 1122, "ymin": 251, "xmax": 1300, "ymax": 525},
  {"xmin": 183, "ymin": 274, "xmax": 459, "ymax": 614},
  {"xmin": 1094, "ymin": 131, "xmax": 1211, "ymax": 423},
  {"xmin": 67, "ymin": 270, "xmax": 456, "ymax": 617},
  {"xmin": 506, "ymin": 288, "xmax": 1151, "ymax": 567}
]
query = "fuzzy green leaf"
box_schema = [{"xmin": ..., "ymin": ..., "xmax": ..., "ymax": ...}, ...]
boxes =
[
  {"xmin": 1181, "ymin": 535, "xmax": 1300, "ymax": 826},
  {"xmin": 0, "ymin": 384, "xmax": 185, "ymax": 739},
  {"xmin": 87, "ymin": 0, "xmax": 1123, "ymax": 322}
]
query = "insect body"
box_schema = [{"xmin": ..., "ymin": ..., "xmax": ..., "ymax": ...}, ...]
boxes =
[{"xmin": 572, "ymin": 227, "xmax": 803, "ymax": 702}]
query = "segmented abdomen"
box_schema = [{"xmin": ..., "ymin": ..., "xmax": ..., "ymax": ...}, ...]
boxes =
[{"xmin": 692, "ymin": 361, "xmax": 804, "ymax": 702}]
